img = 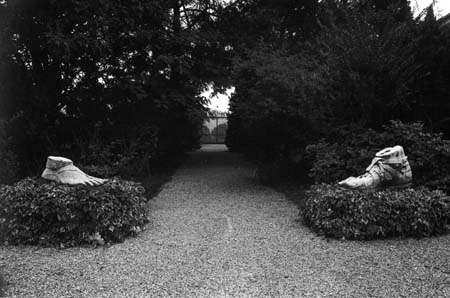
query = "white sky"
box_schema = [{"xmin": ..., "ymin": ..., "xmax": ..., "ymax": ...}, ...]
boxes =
[
  {"xmin": 203, "ymin": 86, "xmax": 234, "ymax": 112},
  {"xmin": 412, "ymin": 0, "xmax": 450, "ymax": 16}
]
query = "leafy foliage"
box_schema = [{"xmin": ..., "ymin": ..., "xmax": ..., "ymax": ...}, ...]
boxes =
[
  {"xmin": 0, "ymin": 177, "xmax": 148, "ymax": 246},
  {"xmin": 303, "ymin": 183, "xmax": 450, "ymax": 239},
  {"xmin": 226, "ymin": 44, "xmax": 325, "ymax": 159},
  {"xmin": 0, "ymin": 121, "xmax": 19, "ymax": 185},
  {"xmin": 0, "ymin": 149, "xmax": 19, "ymax": 185},
  {"xmin": 0, "ymin": 271, "xmax": 5, "ymax": 296},
  {"xmin": 0, "ymin": 0, "xmax": 238, "ymax": 180},
  {"xmin": 225, "ymin": 1, "xmax": 450, "ymax": 179}
]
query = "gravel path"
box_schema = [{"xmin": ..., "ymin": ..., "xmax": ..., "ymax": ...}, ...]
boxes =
[{"xmin": 1, "ymin": 144, "xmax": 450, "ymax": 297}]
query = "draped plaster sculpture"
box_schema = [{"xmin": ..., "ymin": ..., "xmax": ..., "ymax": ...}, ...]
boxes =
[
  {"xmin": 338, "ymin": 145, "xmax": 412, "ymax": 190},
  {"xmin": 41, "ymin": 156, "xmax": 107, "ymax": 186}
]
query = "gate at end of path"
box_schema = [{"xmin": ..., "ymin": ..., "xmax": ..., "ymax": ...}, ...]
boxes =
[{"xmin": 201, "ymin": 116, "xmax": 227, "ymax": 144}]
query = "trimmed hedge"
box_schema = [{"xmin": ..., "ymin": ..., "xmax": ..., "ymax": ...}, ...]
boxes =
[
  {"xmin": 0, "ymin": 177, "xmax": 148, "ymax": 246},
  {"xmin": 303, "ymin": 184, "xmax": 450, "ymax": 240}
]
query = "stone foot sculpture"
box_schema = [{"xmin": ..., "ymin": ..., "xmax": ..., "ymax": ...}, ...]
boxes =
[
  {"xmin": 338, "ymin": 145, "xmax": 412, "ymax": 190},
  {"xmin": 41, "ymin": 156, "xmax": 107, "ymax": 186}
]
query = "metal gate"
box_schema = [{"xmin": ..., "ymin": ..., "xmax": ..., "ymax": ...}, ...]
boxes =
[{"xmin": 201, "ymin": 116, "xmax": 227, "ymax": 144}]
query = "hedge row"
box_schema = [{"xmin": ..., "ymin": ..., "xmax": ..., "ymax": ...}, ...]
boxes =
[
  {"xmin": 0, "ymin": 177, "xmax": 148, "ymax": 246},
  {"xmin": 303, "ymin": 184, "xmax": 450, "ymax": 240}
]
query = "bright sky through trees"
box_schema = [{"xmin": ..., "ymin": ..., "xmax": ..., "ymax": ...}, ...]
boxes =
[
  {"xmin": 203, "ymin": 86, "xmax": 234, "ymax": 112},
  {"xmin": 412, "ymin": 0, "xmax": 450, "ymax": 16}
]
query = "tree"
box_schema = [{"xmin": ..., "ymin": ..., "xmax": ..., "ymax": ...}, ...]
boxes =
[
  {"xmin": 225, "ymin": 0, "xmax": 450, "ymax": 164},
  {"xmin": 0, "ymin": 0, "xmax": 232, "ymax": 176}
]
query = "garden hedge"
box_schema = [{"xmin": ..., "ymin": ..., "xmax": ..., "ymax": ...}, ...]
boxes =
[
  {"xmin": 0, "ymin": 177, "xmax": 148, "ymax": 246},
  {"xmin": 303, "ymin": 184, "xmax": 450, "ymax": 240}
]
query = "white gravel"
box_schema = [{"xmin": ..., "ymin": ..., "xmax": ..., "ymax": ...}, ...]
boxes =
[{"xmin": 1, "ymin": 144, "xmax": 450, "ymax": 297}]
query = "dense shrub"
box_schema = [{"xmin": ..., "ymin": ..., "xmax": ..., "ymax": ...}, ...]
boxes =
[
  {"xmin": 305, "ymin": 141, "xmax": 373, "ymax": 185},
  {"xmin": 306, "ymin": 121, "xmax": 450, "ymax": 193},
  {"xmin": 0, "ymin": 121, "xmax": 19, "ymax": 185},
  {"xmin": 225, "ymin": 44, "xmax": 326, "ymax": 162},
  {"xmin": 0, "ymin": 271, "xmax": 5, "ymax": 296},
  {"xmin": 0, "ymin": 149, "xmax": 19, "ymax": 185},
  {"xmin": 79, "ymin": 164, "xmax": 118, "ymax": 179},
  {"xmin": 226, "ymin": 3, "xmax": 450, "ymax": 181},
  {"xmin": 76, "ymin": 125, "xmax": 159, "ymax": 178},
  {"xmin": 0, "ymin": 177, "xmax": 148, "ymax": 246},
  {"xmin": 303, "ymin": 184, "xmax": 450, "ymax": 240}
]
